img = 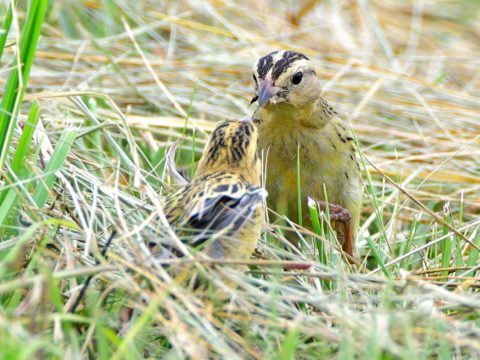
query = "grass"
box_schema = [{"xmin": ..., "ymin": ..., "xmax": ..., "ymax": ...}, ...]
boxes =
[{"xmin": 1, "ymin": 1, "xmax": 480, "ymax": 359}]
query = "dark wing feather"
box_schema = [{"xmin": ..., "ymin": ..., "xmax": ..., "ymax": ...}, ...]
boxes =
[
  {"xmin": 186, "ymin": 186, "xmax": 264, "ymax": 249},
  {"xmin": 160, "ymin": 175, "xmax": 264, "ymax": 259},
  {"xmin": 189, "ymin": 190, "xmax": 261, "ymax": 229}
]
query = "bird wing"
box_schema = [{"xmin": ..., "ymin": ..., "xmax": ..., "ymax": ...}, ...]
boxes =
[
  {"xmin": 185, "ymin": 180, "xmax": 264, "ymax": 247},
  {"xmin": 189, "ymin": 189, "xmax": 262, "ymax": 230},
  {"xmin": 163, "ymin": 175, "xmax": 265, "ymax": 257}
]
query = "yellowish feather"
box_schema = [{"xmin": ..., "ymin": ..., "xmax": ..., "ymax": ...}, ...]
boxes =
[
  {"xmin": 252, "ymin": 50, "xmax": 362, "ymax": 256},
  {"xmin": 161, "ymin": 119, "xmax": 264, "ymax": 264}
]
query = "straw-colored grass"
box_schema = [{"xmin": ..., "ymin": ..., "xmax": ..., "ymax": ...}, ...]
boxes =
[{"xmin": 1, "ymin": 1, "xmax": 479, "ymax": 358}]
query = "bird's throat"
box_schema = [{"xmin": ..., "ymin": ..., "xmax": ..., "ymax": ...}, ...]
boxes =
[{"xmin": 258, "ymin": 99, "xmax": 332, "ymax": 129}]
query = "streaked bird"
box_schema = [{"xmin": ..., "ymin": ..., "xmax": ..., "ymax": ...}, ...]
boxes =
[
  {"xmin": 250, "ymin": 50, "xmax": 362, "ymax": 258},
  {"xmin": 161, "ymin": 119, "xmax": 265, "ymax": 264}
]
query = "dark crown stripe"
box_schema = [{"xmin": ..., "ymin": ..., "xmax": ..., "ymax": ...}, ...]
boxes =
[
  {"xmin": 257, "ymin": 51, "xmax": 277, "ymax": 79},
  {"xmin": 256, "ymin": 50, "xmax": 309, "ymax": 81},
  {"xmin": 271, "ymin": 51, "xmax": 309, "ymax": 81}
]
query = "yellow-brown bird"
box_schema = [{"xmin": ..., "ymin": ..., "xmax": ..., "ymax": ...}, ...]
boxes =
[
  {"xmin": 161, "ymin": 119, "xmax": 265, "ymax": 263},
  {"xmin": 250, "ymin": 50, "xmax": 362, "ymax": 257}
]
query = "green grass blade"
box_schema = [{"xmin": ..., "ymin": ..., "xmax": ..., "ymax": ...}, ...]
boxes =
[
  {"xmin": 32, "ymin": 128, "xmax": 77, "ymax": 208},
  {"xmin": 0, "ymin": 187, "xmax": 19, "ymax": 228},
  {"xmin": 308, "ymin": 198, "xmax": 328, "ymax": 266},
  {"xmin": 366, "ymin": 236, "xmax": 391, "ymax": 278},
  {"xmin": 0, "ymin": 1, "xmax": 15, "ymax": 61},
  {"xmin": 296, "ymin": 143, "xmax": 302, "ymax": 226},
  {"xmin": 440, "ymin": 216, "xmax": 452, "ymax": 277},
  {"xmin": 279, "ymin": 326, "xmax": 300, "ymax": 360},
  {"xmin": 10, "ymin": 102, "xmax": 40, "ymax": 174},
  {"xmin": 0, "ymin": 103, "xmax": 41, "ymax": 232},
  {"xmin": 0, "ymin": 0, "xmax": 48, "ymax": 170},
  {"xmin": 0, "ymin": 221, "xmax": 42, "ymax": 277},
  {"xmin": 467, "ymin": 231, "xmax": 480, "ymax": 267}
]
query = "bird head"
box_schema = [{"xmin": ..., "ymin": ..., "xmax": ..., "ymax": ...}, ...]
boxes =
[
  {"xmin": 251, "ymin": 50, "xmax": 320, "ymax": 109},
  {"xmin": 196, "ymin": 119, "xmax": 260, "ymax": 184}
]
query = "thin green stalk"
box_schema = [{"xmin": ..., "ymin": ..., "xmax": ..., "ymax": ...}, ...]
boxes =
[
  {"xmin": 440, "ymin": 215, "xmax": 452, "ymax": 278},
  {"xmin": 308, "ymin": 199, "xmax": 328, "ymax": 266},
  {"xmin": 32, "ymin": 128, "xmax": 78, "ymax": 209},
  {"xmin": 0, "ymin": 0, "xmax": 48, "ymax": 170},
  {"xmin": 366, "ymin": 236, "xmax": 391, "ymax": 278},
  {"xmin": 296, "ymin": 143, "xmax": 302, "ymax": 226},
  {"xmin": 0, "ymin": 103, "xmax": 41, "ymax": 233},
  {"xmin": 321, "ymin": 184, "xmax": 338, "ymax": 268},
  {"xmin": 467, "ymin": 231, "xmax": 480, "ymax": 267},
  {"xmin": 308, "ymin": 199, "xmax": 330, "ymax": 289},
  {"xmin": 0, "ymin": 1, "xmax": 15, "ymax": 61},
  {"xmin": 190, "ymin": 129, "xmax": 196, "ymax": 179},
  {"xmin": 279, "ymin": 326, "xmax": 300, "ymax": 360},
  {"xmin": 10, "ymin": 102, "xmax": 40, "ymax": 174}
]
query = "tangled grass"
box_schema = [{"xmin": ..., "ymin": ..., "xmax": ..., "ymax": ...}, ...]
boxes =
[{"xmin": 0, "ymin": 1, "xmax": 479, "ymax": 358}]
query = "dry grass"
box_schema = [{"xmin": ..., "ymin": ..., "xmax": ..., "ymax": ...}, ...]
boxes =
[{"xmin": 1, "ymin": 1, "xmax": 480, "ymax": 358}]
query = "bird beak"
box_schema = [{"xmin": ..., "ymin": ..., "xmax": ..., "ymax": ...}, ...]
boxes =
[{"xmin": 258, "ymin": 79, "xmax": 277, "ymax": 107}]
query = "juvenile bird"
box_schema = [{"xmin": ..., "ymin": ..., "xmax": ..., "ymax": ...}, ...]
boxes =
[
  {"xmin": 250, "ymin": 50, "xmax": 362, "ymax": 257},
  {"xmin": 161, "ymin": 119, "xmax": 265, "ymax": 263}
]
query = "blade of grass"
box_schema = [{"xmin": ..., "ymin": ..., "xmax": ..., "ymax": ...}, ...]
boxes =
[
  {"xmin": 10, "ymin": 102, "xmax": 40, "ymax": 173},
  {"xmin": 0, "ymin": 0, "xmax": 48, "ymax": 170},
  {"xmin": 32, "ymin": 128, "xmax": 78, "ymax": 209},
  {"xmin": 307, "ymin": 198, "xmax": 326, "ymax": 263},
  {"xmin": 279, "ymin": 326, "xmax": 300, "ymax": 360},
  {"xmin": 0, "ymin": 102, "xmax": 40, "ymax": 205},
  {"xmin": 365, "ymin": 156, "xmax": 480, "ymax": 252},
  {"xmin": 0, "ymin": 123, "xmax": 76, "ymax": 237},
  {"xmin": 296, "ymin": 143, "xmax": 302, "ymax": 226},
  {"xmin": 366, "ymin": 236, "xmax": 391, "ymax": 278},
  {"xmin": 0, "ymin": 187, "xmax": 20, "ymax": 230},
  {"xmin": 0, "ymin": 0, "xmax": 15, "ymax": 62},
  {"xmin": 308, "ymin": 197, "xmax": 330, "ymax": 289},
  {"xmin": 0, "ymin": 103, "xmax": 41, "ymax": 237},
  {"xmin": 0, "ymin": 221, "xmax": 42, "ymax": 277},
  {"xmin": 467, "ymin": 231, "xmax": 480, "ymax": 267}
]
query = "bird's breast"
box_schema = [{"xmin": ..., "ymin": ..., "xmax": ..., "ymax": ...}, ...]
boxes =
[{"xmin": 258, "ymin": 121, "xmax": 359, "ymax": 209}]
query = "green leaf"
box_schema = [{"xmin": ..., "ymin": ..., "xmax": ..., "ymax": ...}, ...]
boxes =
[
  {"xmin": 279, "ymin": 326, "xmax": 300, "ymax": 360},
  {"xmin": 11, "ymin": 102, "xmax": 40, "ymax": 173},
  {"xmin": 0, "ymin": 1, "xmax": 15, "ymax": 62},
  {"xmin": 32, "ymin": 128, "xmax": 77, "ymax": 208},
  {"xmin": 0, "ymin": 0, "xmax": 48, "ymax": 170}
]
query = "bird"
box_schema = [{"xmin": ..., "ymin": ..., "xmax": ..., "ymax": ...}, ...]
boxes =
[
  {"xmin": 250, "ymin": 50, "xmax": 362, "ymax": 258},
  {"xmin": 160, "ymin": 119, "xmax": 265, "ymax": 265}
]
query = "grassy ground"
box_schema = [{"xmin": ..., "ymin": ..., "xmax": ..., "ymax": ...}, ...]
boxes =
[{"xmin": 1, "ymin": 1, "xmax": 480, "ymax": 359}]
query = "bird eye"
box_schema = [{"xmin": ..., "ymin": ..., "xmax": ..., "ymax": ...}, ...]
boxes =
[
  {"xmin": 291, "ymin": 72, "xmax": 303, "ymax": 85},
  {"xmin": 253, "ymin": 73, "xmax": 258, "ymax": 84}
]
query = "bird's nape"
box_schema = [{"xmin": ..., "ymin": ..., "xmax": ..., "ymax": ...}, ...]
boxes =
[{"xmin": 195, "ymin": 119, "xmax": 261, "ymax": 185}]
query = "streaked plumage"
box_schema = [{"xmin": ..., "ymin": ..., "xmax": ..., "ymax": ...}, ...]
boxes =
[
  {"xmin": 251, "ymin": 50, "xmax": 362, "ymax": 257},
  {"xmin": 162, "ymin": 119, "xmax": 265, "ymax": 261}
]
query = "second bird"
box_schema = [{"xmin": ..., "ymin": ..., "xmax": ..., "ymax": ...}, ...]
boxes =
[
  {"xmin": 162, "ymin": 119, "xmax": 265, "ymax": 263},
  {"xmin": 251, "ymin": 50, "xmax": 362, "ymax": 257}
]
